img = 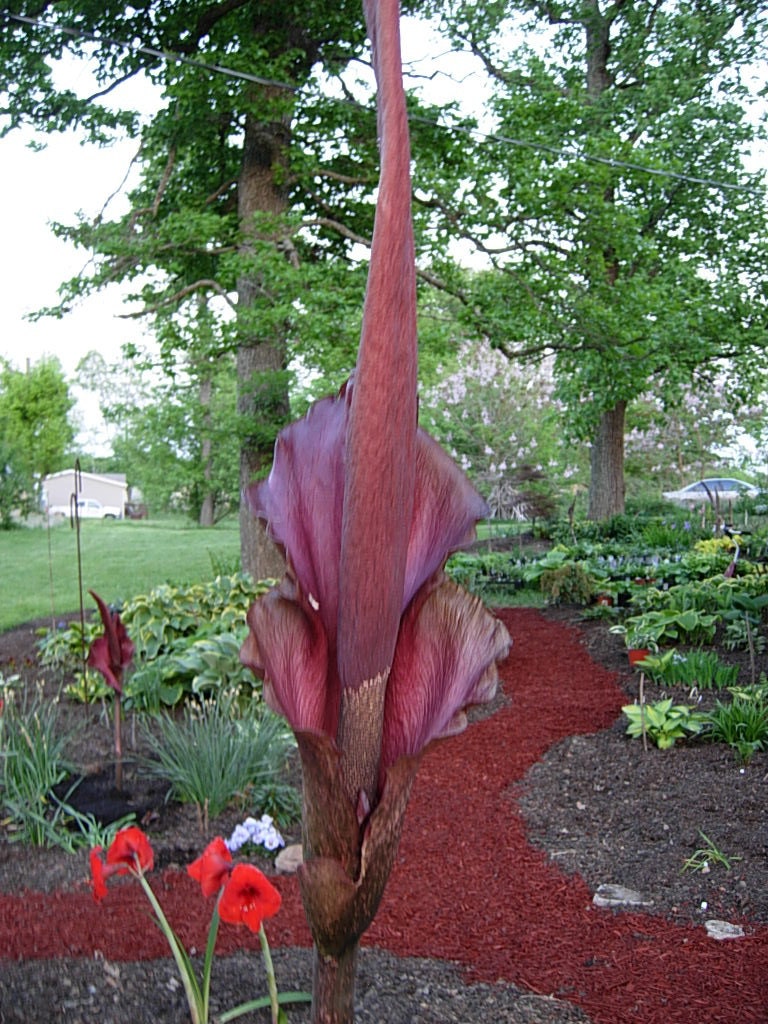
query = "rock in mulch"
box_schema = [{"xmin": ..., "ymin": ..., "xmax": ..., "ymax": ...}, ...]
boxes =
[{"xmin": 592, "ymin": 883, "xmax": 654, "ymax": 909}]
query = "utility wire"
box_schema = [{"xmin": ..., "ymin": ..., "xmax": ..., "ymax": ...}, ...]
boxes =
[
  {"xmin": 5, "ymin": 12, "xmax": 294, "ymax": 90},
  {"xmin": 4, "ymin": 10, "xmax": 765, "ymax": 197}
]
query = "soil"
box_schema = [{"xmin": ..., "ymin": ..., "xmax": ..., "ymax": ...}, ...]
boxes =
[{"xmin": 1, "ymin": 606, "xmax": 767, "ymax": 1023}]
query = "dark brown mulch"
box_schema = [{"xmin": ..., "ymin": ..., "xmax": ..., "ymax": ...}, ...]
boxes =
[{"xmin": 1, "ymin": 607, "xmax": 767, "ymax": 1023}]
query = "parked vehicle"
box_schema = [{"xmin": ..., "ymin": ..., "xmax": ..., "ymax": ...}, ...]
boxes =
[
  {"xmin": 47, "ymin": 498, "xmax": 123, "ymax": 520},
  {"xmin": 662, "ymin": 478, "xmax": 758, "ymax": 506},
  {"xmin": 124, "ymin": 502, "xmax": 148, "ymax": 520}
]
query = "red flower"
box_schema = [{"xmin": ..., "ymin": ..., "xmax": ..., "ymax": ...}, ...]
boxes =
[
  {"xmin": 89, "ymin": 848, "xmax": 109, "ymax": 902},
  {"xmin": 218, "ymin": 864, "xmax": 282, "ymax": 933},
  {"xmin": 90, "ymin": 827, "xmax": 154, "ymax": 902},
  {"xmin": 187, "ymin": 837, "xmax": 233, "ymax": 897},
  {"xmin": 87, "ymin": 590, "xmax": 134, "ymax": 695},
  {"xmin": 107, "ymin": 826, "xmax": 154, "ymax": 873}
]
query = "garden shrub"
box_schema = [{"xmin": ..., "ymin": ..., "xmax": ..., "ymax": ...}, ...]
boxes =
[{"xmin": 540, "ymin": 563, "xmax": 596, "ymax": 605}]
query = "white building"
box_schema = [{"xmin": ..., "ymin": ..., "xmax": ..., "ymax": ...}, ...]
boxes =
[{"xmin": 42, "ymin": 470, "xmax": 129, "ymax": 516}]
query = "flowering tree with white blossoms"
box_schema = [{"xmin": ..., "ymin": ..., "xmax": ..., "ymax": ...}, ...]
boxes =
[
  {"xmin": 419, "ymin": 339, "xmax": 587, "ymax": 513},
  {"xmin": 625, "ymin": 371, "xmax": 768, "ymax": 493},
  {"xmin": 421, "ymin": 339, "xmax": 768, "ymax": 515}
]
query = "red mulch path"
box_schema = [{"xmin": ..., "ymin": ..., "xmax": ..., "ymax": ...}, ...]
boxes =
[{"xmin": 1, "ymin": 607, "xmax": 766, "ymax": 1022}]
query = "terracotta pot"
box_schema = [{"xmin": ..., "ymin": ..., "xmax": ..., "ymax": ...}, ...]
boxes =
[{"xmin": 628, "ymin": 648, "xmax": 651, "ymax": 667}]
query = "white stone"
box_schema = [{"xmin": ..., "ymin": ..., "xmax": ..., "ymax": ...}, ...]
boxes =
[
  {"xmin": 274, "ymin": 843, "xmax": 303, "ymax": 874},
  {"xmin": 705, "ymin": 920, "xmax": 745, "ymax": 941},
  {"xmin": 593, "ymin": 884, "xmax": 654, "ymax": 909}
]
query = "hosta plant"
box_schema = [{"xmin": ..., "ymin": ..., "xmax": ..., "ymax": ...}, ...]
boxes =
[
  {"xmin": 613, "ymin": 608, "xmax": 718, "ymax": 649},
  {"xmin": 125, "ymin": 628, "xmax": 255, "ymax": 710},
  {"xmin": 622, "ymin": 699, "xmax": 706, "ymax": 749}
]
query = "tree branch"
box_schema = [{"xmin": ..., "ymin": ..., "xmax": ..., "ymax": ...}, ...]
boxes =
[{"xmin": 120, "ymin": 278, "xmax": 237, "ymax": 317}]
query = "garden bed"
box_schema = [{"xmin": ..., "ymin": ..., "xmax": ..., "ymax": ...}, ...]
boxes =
[{"xmin": 1, "ymin": 607, "xmax": 766, "ymax": 1023}]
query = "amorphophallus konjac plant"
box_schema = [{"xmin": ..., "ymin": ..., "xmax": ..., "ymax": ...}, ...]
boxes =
[
  {"xmin": 87, "ymin": 589, "xmax": 134, "ymax": 791},
  {"xmin": 240, "ymin": 1, "xmax": 511, "ymax": 1020}
]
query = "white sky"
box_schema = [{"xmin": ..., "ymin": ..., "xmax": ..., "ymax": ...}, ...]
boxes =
[
  {"xmin": 2, "ymin": 130, "xmax": 144, "ymax": 377},
  {"xmin": 1, "ymin": 129, "xmax": 153, "ymax": 451}
]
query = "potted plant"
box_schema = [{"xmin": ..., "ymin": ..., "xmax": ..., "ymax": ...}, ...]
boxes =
[{"xmin": 609, "ymin": 622, "xmax": 659, "ymax": 667}]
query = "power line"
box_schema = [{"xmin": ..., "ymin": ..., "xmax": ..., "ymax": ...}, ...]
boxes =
[
  {"xmin": 4, "ymin": 10, "xmax": 765, "ymax": 197},
  {"xmin": 409, "ymin": 112, "xmax": 764, "ymax": 195},
  {"xmin": 4, "ymin": 12, "xmax": 295, "ymax": 91}
]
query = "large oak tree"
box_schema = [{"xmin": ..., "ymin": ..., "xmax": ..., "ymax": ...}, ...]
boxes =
[
  {"xmin": 1, "ymin": 0, "xmax": 443, "ymax": 571},
  {"xmin": 429, "ymin": 0, "xmax": 768, "ymax": 518}
]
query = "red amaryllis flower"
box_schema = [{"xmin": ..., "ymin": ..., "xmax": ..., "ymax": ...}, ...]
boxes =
[
  {"xmin": 87, "ymin": 590, "xmax": 134, "ymax": 695},
  {"xmin": 187, "ymin": 837, "xmax": 233, "ymax": 897},
  {"xmin": 90, "ymin": 826, "xmax": 154, "ymax": 901},
  {"xmin": 107, "ymin": 826, "xmax": 154, "ymax": 873},
  {"xmin": 218, "ymin": 864, "xmax": 282, "ymax": 933}
]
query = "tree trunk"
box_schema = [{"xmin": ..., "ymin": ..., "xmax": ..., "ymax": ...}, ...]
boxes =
[
  {"xmin": 237, "ymin": 341, "xmax": 286, "ymax": 580},
  {"xmin": 236, "ymin": 101, "xmax": 291, "ymax": 581},
  {"xmin": 588, "ymin": 401, "xmax": 626, "ymax": 520},
  {"xmin": 198, "ymin": 375, "xmax": 215, "ymax": 527},
  {"xmin": 583, "ymin": 4, "xmax": 628, "ymax": 517}
]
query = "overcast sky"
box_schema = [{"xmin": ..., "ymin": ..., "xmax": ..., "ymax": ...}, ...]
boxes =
[{"xmin": 3, "ymin": 129, "xmax": 147, "ymax": 375}]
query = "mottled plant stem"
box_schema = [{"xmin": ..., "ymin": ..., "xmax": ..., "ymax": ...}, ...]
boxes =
[
  {"xmin": 311, "ymin": 943, "xmax": 358, "ymax": 1024},
  {"xmin": 114, "ymin": 694, "xmax": 123, "ymax": 792}
]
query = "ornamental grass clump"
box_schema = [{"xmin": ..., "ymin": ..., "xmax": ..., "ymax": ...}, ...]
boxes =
[
  {"xmin": 704, "ymin": 691, "xmax": 768, "ymax": 763},
  {"xmin": 0, "ymin": 690, "xmax": 74, "ymax": 846},
  {"xmin": 140, "ymin": 693, "xmax": 298, "ymax": 832},
  {"xmin": 89, "ymin": 826, "xmax": 306, "ymax": 1024}
]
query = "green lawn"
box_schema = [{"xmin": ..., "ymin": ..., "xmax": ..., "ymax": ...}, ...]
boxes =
[{"xmin": 0, "ymin": 517, "xmax": 242, "ymax": 632}]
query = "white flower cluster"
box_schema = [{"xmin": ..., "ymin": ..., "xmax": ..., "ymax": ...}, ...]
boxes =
[{"xmin": 225, "ymin": 814, "xmax": 285, "ymax": 853}]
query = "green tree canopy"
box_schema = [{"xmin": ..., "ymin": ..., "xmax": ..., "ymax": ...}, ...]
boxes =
[
  {"xmin": 0, "ymin": 2, "xmax": 408, "ymax": 569},
  {"xmin": 1, "ymin": 0, "xmax": 486, "ymax": 568},
  {"xmin": 0, "ymin": 357, "xmax": 75, "ymax": 480},
  {"xmin": 427, "ymin": 0, "xmax": 768, "ymax": 518},
  {"xmin": 0, "ymin": 357, "xmax": 75, "ymax": 525}
]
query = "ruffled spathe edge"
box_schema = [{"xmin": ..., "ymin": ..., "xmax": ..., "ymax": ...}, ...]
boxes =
[
  {"xmin": 379, "ymin": 572, "xmax": 512, "ymax": 779},
  {"xmin": 240, "ymin": 572, "xmax": 337, "ymax": 738}
]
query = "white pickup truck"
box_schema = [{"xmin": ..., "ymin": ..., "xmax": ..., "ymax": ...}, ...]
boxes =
[{"xmin": 47, "ymin": 498, "xmax": 123, "ymax": 520}]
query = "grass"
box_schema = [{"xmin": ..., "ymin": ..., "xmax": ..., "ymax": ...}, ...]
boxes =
[
  {"xmin": 0, "ymin": 517, "xmax": 241, "ymax": 631},
  {"xmin": 682, "ymin": 830, "xmax": 741, "ymax": 873},
  {"xmin": 0, "ymin": 691, "xmax": 74, "ymax": 847},
  {"xmin": 140, "ymin": 695, "xmax": 300, "ymax": 830}
]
